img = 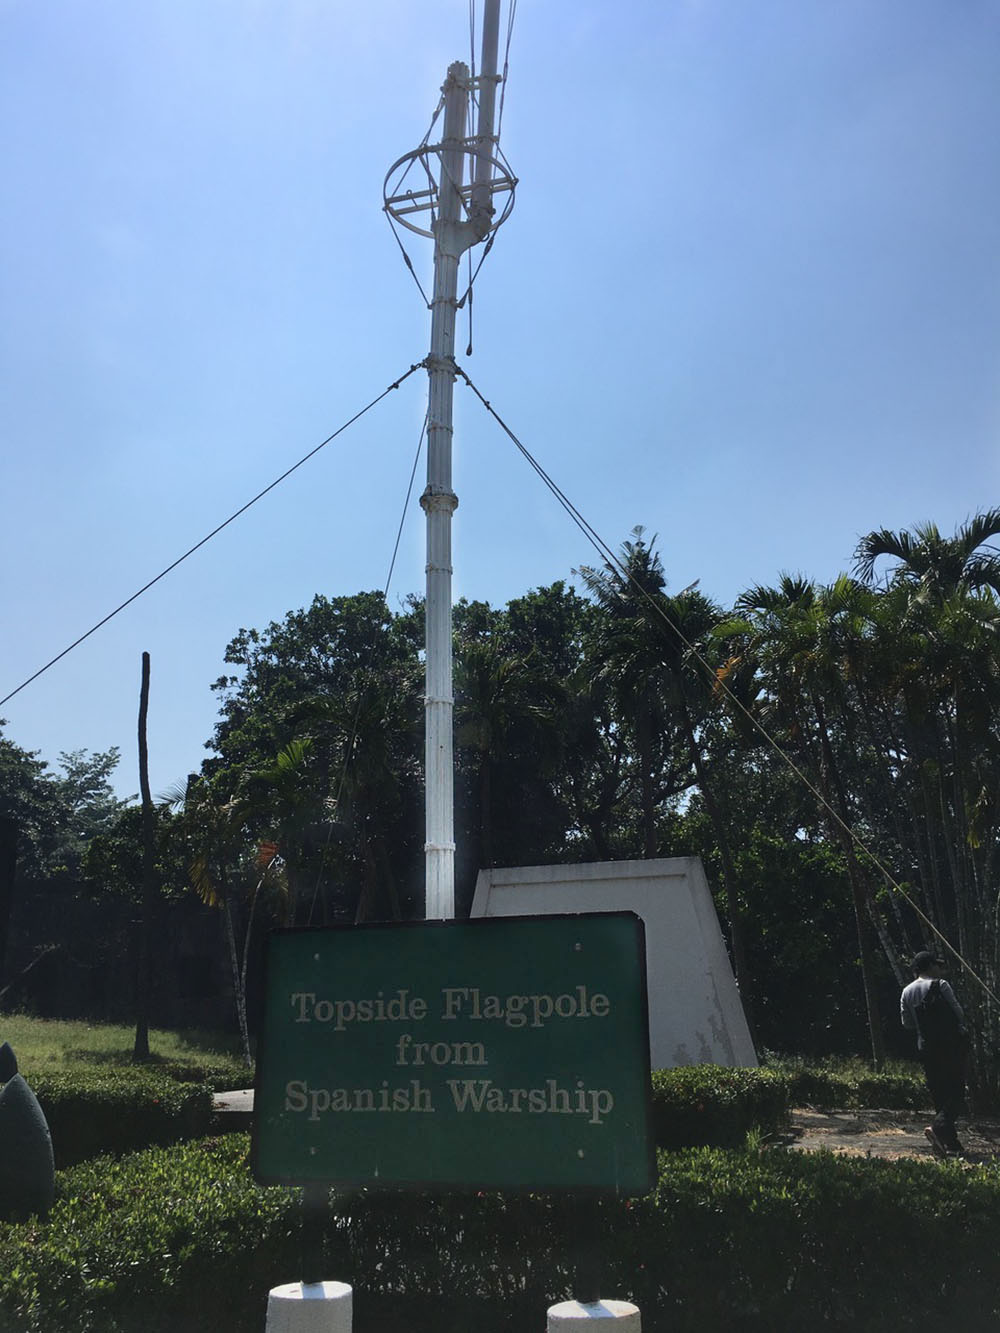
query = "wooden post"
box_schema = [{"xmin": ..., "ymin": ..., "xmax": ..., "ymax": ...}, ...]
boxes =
[
  {"xmin": 573, "ymin": 1200, "xmax": 603, "ymax": 1305},
  {"xmin": 133, "ymin": 651, "xmax": 155, "ymax": 1061},
  {"xmin": 0, "ymin": 816, "xmax": 17, "ymax": 990},
  {"xmin": 546, "ymin": 1198, "xmax": 641, "ymax": 1331},
  {"xmin": 300, "ymin": 1182, "xmax": 330, "ymax": 1285}
]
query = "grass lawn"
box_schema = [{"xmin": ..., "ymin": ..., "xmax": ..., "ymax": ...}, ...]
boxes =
[{"xmin": 0, "ymin": 1014, "xmax": 250, "ymax": 1084}]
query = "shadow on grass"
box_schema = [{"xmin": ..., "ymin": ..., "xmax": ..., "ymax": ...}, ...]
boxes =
[{"xmin": 63, "ymin": 1048, "xmax": 173, "ymax": 1066}]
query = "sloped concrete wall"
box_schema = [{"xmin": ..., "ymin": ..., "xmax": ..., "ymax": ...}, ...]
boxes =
[{"xmin": 471, "ymin": 858, "xmax": 756, "ymax": 1069}]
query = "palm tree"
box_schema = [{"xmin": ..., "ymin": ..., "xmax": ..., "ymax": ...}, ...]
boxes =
[
  {"xmin": 657, "ymin": 585, "xmax": 759, "ymax": 1022},
  {"xmin": 177, "ymin": 768, "xmax": 292, "ymax": 1068},
  {"xmin": 854, "ymin": 509, "xmax": 1000, "ymax": 599},
  {"xmin": 578, "ymin": 530, "xmax": 757, "ymax": 1024},
  {"xmin": 576, "ymin": 529, "xmax": 681, "ymax": 857},
  {"xmin": 455, "ymin": 638, "xmax": 561, "ymax": 870},
  {"xmin": 733, "ymin": 575, "xmax": 888, "ymax": 1067},
  {"xmin": 856, "ymin": 512, "xmax": 1000, "ymax": 1094},
  {"xmin": 290, "ymin": 667, "xmax": 422, "ymax": 925}
]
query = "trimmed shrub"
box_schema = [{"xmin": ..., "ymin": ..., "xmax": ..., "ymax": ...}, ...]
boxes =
[
  {"xmin": 650, "ymin": 1064, "xmax": 790, "ymax": 1147},
  {"xmin": 155, "ymin": 1061, "xmax": 249, "ymax": 1090},
  {"xmin": 624, "ymin": 1148, "xmax": 1000, "ymax": 1331},
  {"xmin": 29, "ymin": 1071, "xmax": 213, "ymax": 1167},
  {"xmin": 0, "ymin": 1137, "xmax": 298, "ymax": 1333},
  {"xmin": 15, "ymin": 1056, "xmax": 918, "ymax": 1173},
  {"xmin": 768, "ymin": 1055, "xmax": 928, "ymax": 1110},
  {"xmin": 30, "ymin": 1061, "xmax": 789, "ymax": 1168},
  {"xmin": 2, "ymin": 1135, "xmax": 1000, "ymax": 1332}
]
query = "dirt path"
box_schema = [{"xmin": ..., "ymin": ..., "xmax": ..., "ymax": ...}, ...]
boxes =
[
  {"xmin": 783, "ymin": 1107, "xmax": 1000, "ymax": 1162},
  {"xmin": 215, "ymin": 1091, "xmax": 1000, "ymax": 1163}
]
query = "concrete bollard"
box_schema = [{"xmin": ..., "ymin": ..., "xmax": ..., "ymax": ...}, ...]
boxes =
[
  {"xmin": 265, "ymin": 1281, "xmax": 352, "ymax": 1333},
  {"xmin": 547, "ymin": 1300, "xmax": 641, "ymax": 1332}
]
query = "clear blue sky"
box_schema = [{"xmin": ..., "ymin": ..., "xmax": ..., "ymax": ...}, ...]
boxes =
[{"xmin": 1, "ymin": 0, "xmax": 997, "ymax": 801}]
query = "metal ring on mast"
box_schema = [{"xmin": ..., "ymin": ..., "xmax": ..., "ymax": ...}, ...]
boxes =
[{"xmin": 383, "ymin": 143, "xmax": 517, "ymax": 240}]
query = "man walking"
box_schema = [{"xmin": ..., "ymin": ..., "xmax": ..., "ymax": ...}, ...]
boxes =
[{"xmin": 900, "ymin": 950, "xmax": 968, "ymax": 1157}]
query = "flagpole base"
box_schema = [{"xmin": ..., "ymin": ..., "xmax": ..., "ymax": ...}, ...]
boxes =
[{"xmin": 265, "ymin": 1281, "xmax": 352, "ymax": 1333}]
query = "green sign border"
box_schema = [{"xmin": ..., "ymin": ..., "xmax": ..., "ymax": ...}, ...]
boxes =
[{"xmin": 252, "ymin": 913, "xmax": 655, "ymax": 1195}]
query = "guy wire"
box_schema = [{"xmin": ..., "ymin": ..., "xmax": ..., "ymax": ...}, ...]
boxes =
[
  {"xmin": 455, "ymin": 363, "xmax": 1000, "ymax": 1010},
  {"xmin": 0, "ymin": 364, "xmax": 425, "ymax": 711},
  {"xmin": 306, "ymin": 411, "xmax": 428, "ymax": 925}
]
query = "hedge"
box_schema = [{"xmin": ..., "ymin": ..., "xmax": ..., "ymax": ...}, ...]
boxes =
[
  {"xmin": 768, "ymin": 1056, "xmax": 928, "ymax": 1111},
  {"xmin": 19, "ymin": 1058, "xmax": 923, "ymax": 1173},
  {"xmin": 650, "ymin": 1064, "xmax": 790, "ymax": 1147},
  {"xmin": 2, "ymin": 1134, "xmax": 1000, "ymax": 1332},
  {"xmin": 0, "ymin": 1137, "xmax": 296, "ymax": 1333},
  {"xmin": 13, "ymin": 1063, "xmax": 787, "ymax": 1171},
  {"xmin": 28, "ymin": 1071, "xmax": 214, "ymax": 1167}
]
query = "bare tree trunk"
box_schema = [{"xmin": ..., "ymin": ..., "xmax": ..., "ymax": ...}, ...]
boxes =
[
  {"xmin": 636, "ymin": 697, "xmax": 657, "ymax": 858},
  {"xmin": 133, "ymin": 652, "xmax": 156, "ymax": 1062},
  {"xmin": 376, "ymin": 838, "xmax": 403, "ymax": 921},
  {"xmin": 812, "ymin": 690, "xmax": 886, "ymax": 1069},
  {"xmin": 479, "ymin": 756, "xmax": 494, "ymax": 868},
  {"xmin": 0, "ymin": 816, "xmax": 17, "ymax": 993},
  {"xmin": 219, "ymin": 871, "xmax": 253, "ymax": 1068}
]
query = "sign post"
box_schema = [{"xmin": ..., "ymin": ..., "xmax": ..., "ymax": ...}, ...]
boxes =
[{"xmin": 254, "ymin": 913, "xmax": 654, "ymax": 1195}]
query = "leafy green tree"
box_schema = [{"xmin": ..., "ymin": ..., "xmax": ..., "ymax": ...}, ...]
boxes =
[
  {"xmin": 46, "ymin": 748, "xmax": 132, "ymax": 878},
  {"xmin": 0, "ymin": 726, "xmax": 56, "ymax": 984},
  {"xmin": 854, "ymin": 512, "xmax": 1000, "ymax": 1097},
  {"xmin": 730, "ymin": 576, "xmax": 890, "ymax": 1066},
  {"xmin": 0, "ymin": 731, "xmax": 131, "ymax": 991},
  {"xmin": 454, "ymin": 596, "xmax": 566, "ymax": 883},
  {"xmin": 82, "ymin": 802, "xmax": 187, "ymax": 902},
  {"xmin": 206, "ymin": 591, "xmax": 424, "ymax": 924},
  {"xmin": 500, "ymin": 583, "xmax": 636, "ymax": 865},
  {"xmin": 576, "ymin": 530, "xmax": 694, "ymax": 857},
  {"xmin": 175, "ymin": 767, "xmax": 296, "ymax": 1066},
  {"xmin": 0, "ymin": 725, "xmax": 59, "ymax": 883},
  {"xmin": 137, "ymin": 508, "xmax": 995, "ymax": 1076},
  {"xmin": 854, "ymin": 509, "xmax": 1000, "ymax": 600},
  {"xmin": 673, "ymin": 797, "xmax": 863, "ymax": 1055},
  {"xmin": 576, "ymin": 533, "xmax": 756, "ymax": 1017}
]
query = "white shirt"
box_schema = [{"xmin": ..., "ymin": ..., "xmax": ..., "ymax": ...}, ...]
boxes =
[{"xmin": 900, "ymin": 976, "xmax": 965, "ymax": 1050}]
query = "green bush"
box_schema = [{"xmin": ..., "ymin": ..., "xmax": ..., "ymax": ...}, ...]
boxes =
[
  {"xmin": 0, "ymin": 1137, "xmax": 297, "ymax": 1333},
  {"xmin": 625, "ymin": 1148, "xmax": 1000, "ymax": 1331},
  {"xmin": 154, "ymin": 1060, "xmax": 248, "ymax": 1091},
  {"xmin": 766, "ymin": 1055, "xmax": 928, "ymax": 1110},
  {"xmin": 2, "ymin": 1135, "xmax": 1000, "ymax": 1332},
  {"xmin": 15, "ymin": 1056, "xmax": 920, "ymax": 1175},
  {"xmin": 33, "ymin": 1060, "xmax": 789, "ymax": 1169},
  {"xmin": 650, "ymin": 1064, "xmax": 790, "ymax": 1147},
  {"xmin": 29, "ymin": 1070, "xmax": 214, "ymax": 1167}
]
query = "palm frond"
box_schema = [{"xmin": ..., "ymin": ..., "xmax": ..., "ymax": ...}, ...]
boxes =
[
  {"xmin": 853, "ymin": 528, "xmax": 915, "ymax": 585},
  {"xmin": 189, "ymin": 854, "xmax": 221, "ymax": 909}
]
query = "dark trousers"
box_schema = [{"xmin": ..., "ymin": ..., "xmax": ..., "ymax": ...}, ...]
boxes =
[{"xmin": 921, "ymin": 1044, "xmax": 967, "ymax": 1149}]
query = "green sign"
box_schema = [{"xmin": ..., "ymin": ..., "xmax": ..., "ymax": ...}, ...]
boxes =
[{"xmin": 252, "ymin": 913, "xmax": 654, "ymax": 1193}]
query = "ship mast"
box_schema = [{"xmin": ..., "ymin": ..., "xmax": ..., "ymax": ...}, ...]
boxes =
[{"xmin": 384, "ymin": 0, "xmax": 515, "ymax": 919}]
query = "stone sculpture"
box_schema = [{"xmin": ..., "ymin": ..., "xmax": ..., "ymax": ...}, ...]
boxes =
[{"xmin": 0, "ymin": 1042, "xmax": 55, "ymax": 1220}]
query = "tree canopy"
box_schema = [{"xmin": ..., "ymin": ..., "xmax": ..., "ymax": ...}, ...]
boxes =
[{"xmin": 9, "ymin": 510, "xmax": 1000, "ymax": 1092}]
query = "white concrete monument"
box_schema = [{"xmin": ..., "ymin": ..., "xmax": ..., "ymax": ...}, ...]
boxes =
[{"xmin": 471, "ymin": 857, "xmax": 756, "ymax": 1070}]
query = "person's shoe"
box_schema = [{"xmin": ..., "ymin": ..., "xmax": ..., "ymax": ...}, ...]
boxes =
[{"xmin": 925, "ymin": 1126, "xmax": 949, "ymax": 1158}]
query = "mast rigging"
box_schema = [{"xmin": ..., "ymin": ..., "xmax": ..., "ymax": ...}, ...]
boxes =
[{"xmin": 383, "ymin": 0, "xmax": 517, "ymax": 919}]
